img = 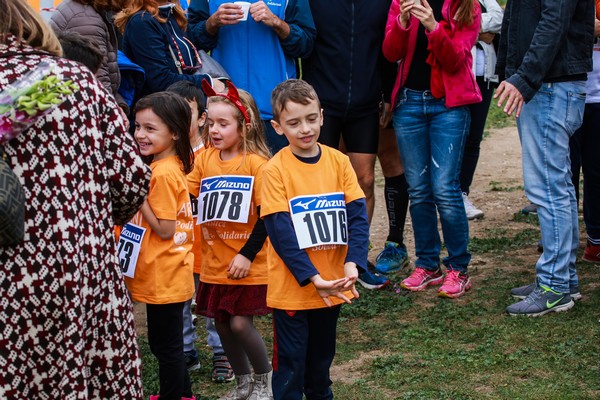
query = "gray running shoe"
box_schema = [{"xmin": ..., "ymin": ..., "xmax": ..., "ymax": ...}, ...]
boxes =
[
  {"xmin": 511, "ymin": 281, "xmax": 582, "ymax": 301},
  {"xmin": 521, "ymin": 203, "xmax": 538, "ymax": 215},
  {"xmin": 506, "ymin": 285, "xmax": 574, "ymax": 317}
]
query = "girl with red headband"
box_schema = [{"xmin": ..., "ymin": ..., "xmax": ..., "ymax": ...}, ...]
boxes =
[{"xmin": 188, "ymin": 81, "xmax": 273, "ymax": 400}]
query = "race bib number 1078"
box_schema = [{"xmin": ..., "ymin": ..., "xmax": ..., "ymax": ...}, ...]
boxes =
[
  {"xmin": 289, "ymin": 192, "xmax": 348, "ymax": 249},
  {"xmin": 197, "ymin": 175, "xmax": 254, "ymax": 224}
]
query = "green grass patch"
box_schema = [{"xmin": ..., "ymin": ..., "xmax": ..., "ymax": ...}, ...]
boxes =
[
  {"xmin": 489, "ymin": 180, "xmax": 524, "ymax": 192},
  {"xmin": 512, "ymin": 211, "xmax": 540, "ymax": 225},
  {"xmin": 485, "ymin": 98, "xmax": 515, "ymax": 131},
  {"xmin": 469, "ymin": 228, "xmax": 540, "ymax": 253}
]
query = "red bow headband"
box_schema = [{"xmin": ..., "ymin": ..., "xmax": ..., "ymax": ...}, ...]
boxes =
[{"xmin": 201, "ymin": 80, "xmax": 250, "ymax": 124}]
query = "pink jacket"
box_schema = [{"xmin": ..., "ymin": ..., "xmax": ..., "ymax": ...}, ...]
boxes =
[{"xmin": 382, "ymin": 0, "xmax": 482, "ymax": 108}]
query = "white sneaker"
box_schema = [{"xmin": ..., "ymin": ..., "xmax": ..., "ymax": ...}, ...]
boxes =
[{"xmin": 462, "ymin": 192, "xmax": 484, "ymax": 220}]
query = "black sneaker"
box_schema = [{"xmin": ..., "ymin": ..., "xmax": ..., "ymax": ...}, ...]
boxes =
[
  {"xmin": 184, "ymin": 349, "xmax": 200, "ymax": 371},
  {"xmin": 521, "ymin": 203, "xmax": 537, "ymax": 215}
]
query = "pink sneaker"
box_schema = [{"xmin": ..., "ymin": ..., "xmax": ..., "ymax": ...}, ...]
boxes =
[
  {"xmin": 401, "ymin": 267, "xmax": 444, "ymax": 291},
  {"xmin": 438, "ymin": 270, "xmax": 471, "ymax": 298}
]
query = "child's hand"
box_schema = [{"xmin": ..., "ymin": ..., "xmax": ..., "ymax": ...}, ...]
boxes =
[
  {"xmin": 310, "ymin": 275, "xmax": 353, "ymax": 307},
  {"xmin": 227, "ymin": 254, "xmax": 251, "ymax": 280},
  {"xmin": 343, "ymin": 262, "xmax": 360, "ymax": 300}
]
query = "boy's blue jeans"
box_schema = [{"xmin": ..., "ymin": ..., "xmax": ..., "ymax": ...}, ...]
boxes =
[
  {"xmin": 517, "ymin": 81, "xmax": 586, "ymax": 293},
  {"xmin": 272, "ymin": 306, "xmax": 340, "ymax": 400},
  {"xmin": 183, "ymin": 274, "xmax": 224, "ymax": 354},
  {"xmin": 392, "ymin": 88, "xmax": 471, "ymax": 272}
]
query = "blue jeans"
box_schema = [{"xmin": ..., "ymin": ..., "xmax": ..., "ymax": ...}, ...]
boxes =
[
  {"xmin": 517, "ymin": 81, "xmax": 586, "ymax": 293},
  {"xmin": 392, "ymin": 88, "xmax": 471, "ymax": 272},
  {"xmin": 183, "ymin": 274, "xmax": 224, "ymax": 354}
]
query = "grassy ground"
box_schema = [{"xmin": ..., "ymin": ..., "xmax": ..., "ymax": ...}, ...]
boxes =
[
  {"xmin": 330, "ymin": 247, "xmax": 600, "ymax": 400},
  {"xmin": 138, "ymin": 102, "xmax": 600, "ymax": 399},
  {"xmin": 139, "ymin": 224, "xmax": 600, "ymax": 399}
]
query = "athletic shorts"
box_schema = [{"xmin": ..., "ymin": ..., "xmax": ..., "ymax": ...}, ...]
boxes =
[{"xmin": 318, "ymin": 111, "xmax": 379, "ymax": 154}]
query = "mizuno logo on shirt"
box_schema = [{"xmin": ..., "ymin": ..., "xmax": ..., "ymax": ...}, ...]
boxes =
[
  {"xmin": 294, "ymin": 199, "xmax": 316, "ymax": 210},
  {"xmin": 202, "ymin": 181, "xmax": 217, "ymax": 190}
]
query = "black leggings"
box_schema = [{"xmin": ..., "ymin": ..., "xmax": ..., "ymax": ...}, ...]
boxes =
[
  {"xmin": 460, "ymin": 76, "xmax": 496, "ymax": 194},
  {"xmin": 570, "ymin": 102, "xmax": 600, "ymax": 240},
  {"xmin": 147, "ymin": 302, "xmax": 192, "ymax": 400}
]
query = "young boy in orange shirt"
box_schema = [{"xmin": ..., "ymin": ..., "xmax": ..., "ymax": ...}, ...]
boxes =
[{"xmin": 261, "ymin": 79, "xmax": 370, "ymax": 399}]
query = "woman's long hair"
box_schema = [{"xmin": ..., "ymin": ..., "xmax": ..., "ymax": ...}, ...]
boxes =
[
  {"xmin": 114, "ymin": 0, "xmax": 187, "ymax": 33},
  {"xmin": 454, "ymin": 0, "xmax": 477, "ymax": 28},
  {"xmin": 0, "ymin": 0, "xmax": 62, "ymax": 56}
]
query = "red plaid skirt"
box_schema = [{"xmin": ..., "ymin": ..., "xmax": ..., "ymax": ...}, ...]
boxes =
[{"xmin": 195, "ymin": 282, "xmax": 271, "ymax": 322}]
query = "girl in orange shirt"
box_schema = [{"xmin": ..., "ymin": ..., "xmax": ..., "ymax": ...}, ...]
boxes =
[
  {"xmin": 124, "ymin": 91, "xmax": 196, "ymax": 400},
  {"xmin": 188, "ymin": 81, "xmax": 272, "ymax": 400}
]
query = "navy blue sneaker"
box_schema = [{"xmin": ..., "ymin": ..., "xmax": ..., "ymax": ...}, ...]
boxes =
[
  {"xmin": 357, "ymin": 262, "xmax": 390, "ymax": 290},
  {"xmin": 374, "ymin": 241, "xmax": 409, "ymax": 274}
]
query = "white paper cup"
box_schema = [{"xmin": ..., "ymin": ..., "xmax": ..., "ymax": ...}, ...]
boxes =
[{"xmin": 234, "ymin": 1, "xmax": 251, "ymax": 21}]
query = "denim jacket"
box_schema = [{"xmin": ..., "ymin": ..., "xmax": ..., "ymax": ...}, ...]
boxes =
[{"xmin": 495, "ymin": 0, "xmax": 595, "ymax": 103}]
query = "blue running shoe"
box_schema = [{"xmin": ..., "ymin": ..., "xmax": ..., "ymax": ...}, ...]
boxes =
[
  {"xmin": 374, "ymin": 241, "xmax": 409, "ymax": 274},
  {"xmin": 357, "ymin": 262, "xmax": 391, "ymax": 290}
]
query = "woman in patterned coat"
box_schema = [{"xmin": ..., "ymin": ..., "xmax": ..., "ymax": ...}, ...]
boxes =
[{"xmin": 0, "ymin": 0, "xmax": 151, "ymax": 398}]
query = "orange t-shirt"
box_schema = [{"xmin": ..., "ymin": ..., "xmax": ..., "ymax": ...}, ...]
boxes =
[
  {"xmin": 190, "ymin": 145, "xmax": 205, "ymax": 275},
  {"xmin": 187, "ymin": 148, "xmax": 269, "ymax": 285},
  {"xmin": 261, "ymin": 145, "xmax": 366, "ymax": 310},
  {"xmin": 125, "ymin": 156, "xmax": 195, "ymax": 304}
]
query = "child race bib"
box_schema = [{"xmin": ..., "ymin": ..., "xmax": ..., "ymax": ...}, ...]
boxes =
[
  {"xmin": 289, "ymin": 192, "xmax": 348, "ymax": 249},
  {"xmin": 117, "ymin": 223, "xmax": 146, "ymax": 278},
  {"xmin": 197, "ymin": 175, "xmax": 254, "ymax": 224}
]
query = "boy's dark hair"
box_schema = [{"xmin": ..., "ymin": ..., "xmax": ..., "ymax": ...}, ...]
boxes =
[
  {"xmin": 134, "ymin": 92, "xmax": 194, "ymax": 174},
  {"xmin": 166, "ymin": 80, "xmax": 207, "ymax": 116},
  {"xmin": 271, "ymin": 79, "xmax": 321, "ymax": 122},
  {"xmin": 57, "ymin": 31, "xmax": 103, "ymax": 74}
]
